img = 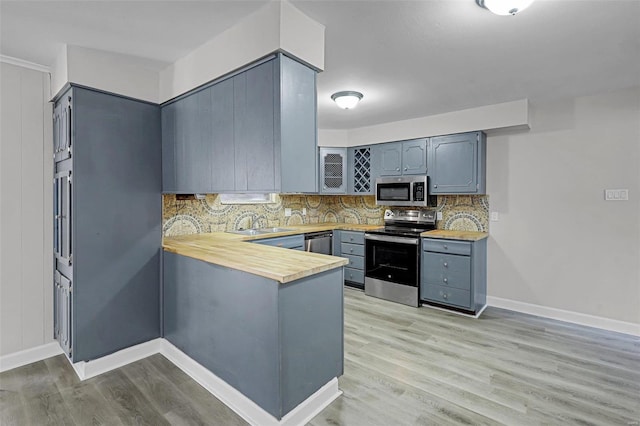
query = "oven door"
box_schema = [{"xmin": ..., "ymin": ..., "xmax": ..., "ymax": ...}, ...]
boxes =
[{"xmin": 365, "ymin": 234, "xmax": 419, "ymax": 286}]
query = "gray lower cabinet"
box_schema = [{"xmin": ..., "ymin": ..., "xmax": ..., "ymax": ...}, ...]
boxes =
[
  {"xmin": 334, "ymin": 231, "xmax": 365, "ymax": 289},
  {"xmin": 319, "ymin": 147, "xmax": 347, "ymax": 194},
  {"xmin": 162, "ymin": 54, "xmax": 317, "ymax": 194},
  {"xmin": 251, "ymin": 235, "xmax": 305, "ymax": 250},
  {"xmin": 428, "ymin": 131, "xmax": 486, "ymax": 194},
  {"xmin": 52, "ymin": 86, "xmax": 161, "ymax": 362},
  {"xmin": 420, "ymin": 238, "xmax": 487, "ymax": 315},
  {"xmin": 163, "ymin": 251, "xmax": 343, "ymax": 419}
]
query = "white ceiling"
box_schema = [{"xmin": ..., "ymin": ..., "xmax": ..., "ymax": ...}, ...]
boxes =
[{"xmin": 2, "ymin": 0, "xmax": 639, "ymax": 129}]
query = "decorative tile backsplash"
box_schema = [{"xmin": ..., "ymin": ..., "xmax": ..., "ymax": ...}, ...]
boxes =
[{"xmin": 162, "ymin": 194, "xmax": 489, "ymax": 236}]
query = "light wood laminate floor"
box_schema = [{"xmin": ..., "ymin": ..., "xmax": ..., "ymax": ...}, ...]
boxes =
[{"xmin": 1, "ymin": 288, "xmax": 639, "ymax": 425}]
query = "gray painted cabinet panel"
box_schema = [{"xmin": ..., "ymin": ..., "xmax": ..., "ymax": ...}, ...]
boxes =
[
  {"xmin": 279, "ymin": 55, "xmax": 318, "ymax": 193},
  {"xmin": 402, "ymin": 138, "xmax": 427, "ymax": 174},
  {"xmin": 420, "ymin": 237, "xmax": 487, "ymax": 315},
  {"xmin": 162, "ymin": 54, "xmax": 317, "ymax": 194},
  {"xmin": 210, "ymin": 79, "xmax": 236, "ymax": 192},
  {"xmin": 378, "ymin": 142, "xmax": 403, "ymax": 176},
  {"xmin": 319, "ymin": 147, "xmax": 347, "ymax": 193},
  {"xmin": 53, "ymin": 86, "xmax": 161, "ymax": 362},
  {"xmin": 428, "ymin": 131, "xmax": 486, "ymax": 194},
  {"xmin": 163, "ymin": 252, "xmax": 343, "ymax": 419}
]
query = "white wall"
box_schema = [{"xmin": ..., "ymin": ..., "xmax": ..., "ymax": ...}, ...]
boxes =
[
  {"xmin": 0, "ymin": 62, "xmax": 54, "ymax": 356},
  {"xmin": 487, "ymin": 87, "xmax": 640, "ymax": 326},
  {"xmin": 159, "ymin": 1, "xmax": 325, "ymax": 102}
]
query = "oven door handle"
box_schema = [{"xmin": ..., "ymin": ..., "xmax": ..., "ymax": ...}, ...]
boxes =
[{"xmin": 365, "ymin": 234, "xmax": 419, "ymax": 245}]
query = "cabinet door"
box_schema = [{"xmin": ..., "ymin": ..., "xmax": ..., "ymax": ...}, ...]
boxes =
[
  {"xmin": 174, "ymin": 91, "xmax": 212, "ymax": 192},
  {"xmin": 54, "ymin": 92, "xmax": 72, "ymax": 163},
  {"xmin": 54, "ymin": 170, "xmax": 72, "ymax": 267},
  {"xmin": 319, "ymin": 147, "xmax": 347, "ymax": 193},
  {"xmin": 210, "ymin": 78, "xmax": 236, "ymax": 192},
  {"xmin": 161, "ymin": 102, "xmax": 176, "ymax": 192},
  {"xmin": 234, "ymin": 61, "xmax": 276, "ymax": 192},
  {"xmin": 279, "ymin": 55, "xmax": 318, "ymax": 193},
  {"xmin": 429, "ymin": 132, "xmax": 481, "ymax": 194},
  {"xmin": 348, "ymin": 146, "xmax": 373, "ymax": 195},
  {"xmin": 401, "ymin": 138, "xmax": 427, "ymax": 175},
  {"xmin": 54, "ymin": 270, "xmax": 72, "ymax": 357},
  {"xmin": 378, "ymin": 142, "xmax": 402, "ymax": 176}
]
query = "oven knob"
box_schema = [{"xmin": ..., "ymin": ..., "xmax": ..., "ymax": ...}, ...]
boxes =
[{"xmin": 388, "ymin": 274, "xmax": 392, "ymax": 279}]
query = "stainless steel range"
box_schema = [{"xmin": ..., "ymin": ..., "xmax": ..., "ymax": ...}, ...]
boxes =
[{"xmin": 364, "ymin": 209, "xmax": 436, "ymax": 307}]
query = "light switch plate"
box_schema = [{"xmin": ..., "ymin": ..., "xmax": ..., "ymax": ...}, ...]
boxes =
[
  {"xmin": 302, "ymin": 208, "xmax": 307, "ymax": 216},
  {"xmin": 284, "ymin": 208, "xmax": 292, "ymax": 217},
  {"xmin": 436, "ymin": 211, "xmax": 443, "ymax": 220},
  {"xmin": 605, "ymin": 189, "xmax": 629, "ymax": 201}
]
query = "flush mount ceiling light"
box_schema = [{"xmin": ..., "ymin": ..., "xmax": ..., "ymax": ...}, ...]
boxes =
[
  {"xmin": 476, "ymin": 0, "xmax": 535, "ymax": 15},
  {"xmin": 331, "ymin": 91, "xmax": 363, "ymax": 109}
]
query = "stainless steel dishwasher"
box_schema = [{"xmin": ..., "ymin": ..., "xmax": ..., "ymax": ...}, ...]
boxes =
[{"xmin": 304, "ymin": 231, "xmax": 333, "ymax": 255}]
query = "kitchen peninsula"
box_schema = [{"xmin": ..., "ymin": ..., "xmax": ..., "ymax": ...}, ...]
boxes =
[{"xmin": 161, "ymin": 225, "xmax": 375, "ymax": 421}]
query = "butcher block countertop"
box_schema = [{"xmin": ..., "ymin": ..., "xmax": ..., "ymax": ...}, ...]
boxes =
[
  {"xmin": 421, "ymin": 229, "xmax": 489, "ymax": 241},
  {"xmin": 162, "ymin": 223, "xmax": 381, "ymax": 283}
]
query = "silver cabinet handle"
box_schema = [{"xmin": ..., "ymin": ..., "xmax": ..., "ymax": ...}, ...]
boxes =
[
  {"xmin": 434, "ymin": 184, "xmax": 438, "ymax": 188},
  {"xmin": 443, "ymin": 262, "xmax": 448, "ymax": 267},
  {"xmin": 443, "ymin": 278, "xmax": 448, "ymax": 283},
  {"xmin": 396, "ymin": 167, "xmax": 400, "ymax": 171},
  {"xmin": 404, "ymin": 167, "xmax": 408, "ymax": 171},
  {"xmin": 443, "ymin": 293, "xmax": 448, "ymax": 299}
]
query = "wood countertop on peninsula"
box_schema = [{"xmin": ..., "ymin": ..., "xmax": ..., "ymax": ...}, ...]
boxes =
[
  {"xmin": 421, "ymin": 229, "xmax": 489, "ymax": 241},
  {"xmin": 162, "ymin": 223, "xmax": 381, "ymax": 283}
]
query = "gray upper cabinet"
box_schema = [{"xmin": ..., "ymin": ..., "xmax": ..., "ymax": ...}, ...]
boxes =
[
  {"xmin": 375, "ymin": 138, "xmax": 428, "ymax": 177},
  {"xmin": 402, "ymin": 138, "xmax": 427, "ymax": 174},
  {"xmin": 234, "ymin": 60, "xmax": 276, "ymax": 192},
  {"xmin": 428, "ymin": 131, "xmax": 486, "ymax": 194},
  {"xmin": 377, "ymin": 142, "xmax": 402, "ymax": 176},
  {"xmin": 320, "ymin": 147, "xmax": 347, "ymax": 194},
  {"xmin": 347, "ymin": 146, "xmax": 374, "ymax": 195},
  {"xmin": 161, "ymin": 54, "xmax": 317, "ymax": 194}
]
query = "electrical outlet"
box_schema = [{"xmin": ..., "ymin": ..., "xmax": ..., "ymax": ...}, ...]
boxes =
[
  {"xmin": 284, "ymin": 208, "xmax": 292, "ymax": 217},
  {"xmin": 605, "ymin": 189, "xmax": 629, "ymax": 201},
  {"xmin": 436, "ymin": 211, "xmax": 443, "ymax": 220},
  {"xmin": 302, "ymin": 208, "xmax": 307, "ymax": 216},
  {"xmin": 490, "ymin": 212, "xmax": 499, "ymax": 221}
]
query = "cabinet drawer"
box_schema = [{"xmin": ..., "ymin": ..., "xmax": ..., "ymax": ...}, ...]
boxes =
[
  {"xmin": 343, "ymin": 254, "xmax": 364, "ymax": 270},
  {"xmin": 341, "ymin": 231, "xmax": 364, "ymax": 245},
  {"xmin": 422, "ymin": 239, "xmax": 471, "ymax": 256},
  {"xmin": 344, "ymin": 267, "xmax": 364, "ymax": 284},
  {"xmin": 422, "ymin": 284, "xmax": 471, "ymax": 309},
  {"xmin": 423, "ymin": 253, "xmax": 471, "ymax": 291},
  {"xmin": 341, "ymin": 242, "xmax": 365, "ymax": 257}
]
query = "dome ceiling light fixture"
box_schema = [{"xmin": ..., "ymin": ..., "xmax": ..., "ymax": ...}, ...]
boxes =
[
  {"xmin": 476, "ymin": 0, "xmax": 535, "ymax": 15},
  {"xmin": 331, "ymin": 91, "xmax": 363, "ymax": 110}
]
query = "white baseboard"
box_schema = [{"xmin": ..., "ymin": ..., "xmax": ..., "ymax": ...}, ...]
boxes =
[
  {"xmin": 160, "ymin": 340, "xmax": 340, "ymax": 426},
  {"xmin": 487, "ymin": 296, "xmax": 640, "ymax": 337},
  {"xmin": 70, "ymin": 338, "xmax": 163, "ymax": 380},
  {"xmin": 0, "ymin": 342, "xmax": 63, "ymax": 373}
]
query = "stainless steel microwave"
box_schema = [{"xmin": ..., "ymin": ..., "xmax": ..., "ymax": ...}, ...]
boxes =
[{"xmin": 375, "ymin": 175, "xmax": 435, "ymax": 207}]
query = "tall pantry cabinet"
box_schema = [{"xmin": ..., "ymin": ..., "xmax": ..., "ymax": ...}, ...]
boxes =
[{"xmin": 53, "ymin": 86, "xmax": 161, "ymax": 362}]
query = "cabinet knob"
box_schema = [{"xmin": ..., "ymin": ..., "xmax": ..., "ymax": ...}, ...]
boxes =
[
  {"xmin": 434, "ymin": 184, "xmax": 438, "ymax": 188},
  {"xmin": 396, "ymin": 167, "xmax": 400, "ymax": 171},
  {"xmin": 404, "ymin": 167, "xmax": 408, "ymax": 171},
  {"xmin": 350, "ymin": 249, "xmax": 353, "ymax": 253},
  {"xmin": 443, "ymin": 278, "xmax": 448, "ymax": 283},
  {"xmin": 443, "ymin": 245, "xmax": 448, "ymax": 249},
  {"xmin": 443, "ymin": 262, "xmax": 448, "ymax": 267},
  {"xmin": 443, "ymin": 293, "xmax": 448, "ymax": 299}
]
